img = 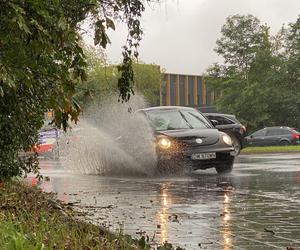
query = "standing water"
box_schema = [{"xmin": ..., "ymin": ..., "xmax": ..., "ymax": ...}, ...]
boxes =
[{"xmin": 58, "ymin": 94, "xmax": 158, "ymax": 176}]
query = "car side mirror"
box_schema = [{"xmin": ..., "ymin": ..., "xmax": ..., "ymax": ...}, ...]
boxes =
[{"xmin": 210, "ymin": 119, "xmax": 219, "ymax": 126}]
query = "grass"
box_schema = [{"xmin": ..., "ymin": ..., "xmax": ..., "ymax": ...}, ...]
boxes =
[
  {"xmin": 241, "ymin": 145, "xmax": 300, "ymax": 154},
  {"xmin": 0, "ymin": 180, "xmax": 152, "ymax": 250}
]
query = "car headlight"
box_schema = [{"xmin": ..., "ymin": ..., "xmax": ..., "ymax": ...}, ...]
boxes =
[
  {"xmin": 222, "ymin": 134, "xmax": 232, "ymax": 146},
  {"xmin": 158, "ymin": 137, "xmax": 171, "ymax": 149}
]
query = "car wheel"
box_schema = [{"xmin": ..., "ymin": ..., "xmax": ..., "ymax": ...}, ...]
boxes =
[
  {"xmin": 231, "ymin": 136, "xmax": 241, "ymax": 156},
  {"xmin": 215, "ymin": 158, "xmax": 234, "ymax": 174},
  {"xmin": 280, "ymin": 140, "xmax": 290, "ymax": 146}
]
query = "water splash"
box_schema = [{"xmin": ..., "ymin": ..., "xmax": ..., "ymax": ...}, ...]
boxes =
[{"xmin": 59, "ymin": 94, "xmax": 157, "ymax": 176}]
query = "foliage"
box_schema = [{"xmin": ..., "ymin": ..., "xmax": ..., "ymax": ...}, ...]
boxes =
[
  {"xmin": 206, "ymin": 15, "xmax": 300, "ymax": 132},
  {"xmin": 76, "ymin": 47, "xmax": 161, "ymax": 108},
  {"xmin": 75, "ymin": 47, "xmax": 117, "ymax": 105},
  {"xmin": 1, "ymin": 181, "xmax": 182, "ymax": 249},
  {"xmin": 242, "ymin": 145, "xmax": 300, "ymax": 154},
  {"xmin": 0, "ymin": 0, "xmax": 151, "ymax": 179},
  {"xmin": 133, "ymin": 63, "xmax": 161, "ymax": 106},
  {"xmin": 0, "ymin": 181, "xmax": 152, "ymax": 249},
  {"xmin": 215, "ymin": 14, "xmax": 266, "ymax": 80}
]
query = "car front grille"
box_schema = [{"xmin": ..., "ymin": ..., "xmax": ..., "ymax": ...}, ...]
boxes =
[{"xmin": 176, "ymin": 137, "xmax": 217, "ymax": 148}]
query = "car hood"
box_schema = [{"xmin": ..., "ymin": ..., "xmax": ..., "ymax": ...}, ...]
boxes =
[{"xmin": 156, "ymin": 128, "xmax": 220, "ymax": 146}]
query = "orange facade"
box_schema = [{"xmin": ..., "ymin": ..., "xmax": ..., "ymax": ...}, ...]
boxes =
[{"xmin": 160, "ymin": 73, "xmax": 216, "ymax": 110}]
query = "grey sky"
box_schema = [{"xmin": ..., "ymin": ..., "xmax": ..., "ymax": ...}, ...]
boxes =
[{"xmin": 85, "ymin": 0, "xmax": 300, "ymax": 75}]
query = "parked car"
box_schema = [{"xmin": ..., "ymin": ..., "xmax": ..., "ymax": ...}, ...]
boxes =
[
  {"xmin": 138, "ymin": 106, "xmax": 235, "ymax": 174},
  {"xmin": 18, "ymin": 127, "xmax": 60, "ymax": 160},
  {"xmin": 35, "ymin": 128, "xmax": 59, "ymax": 154},
  {"xmin": 245, "ymin": 126, "xmax": 300, "ymax": 146},
  {"xmin": 203, "ymin": 113, "xmax": 246, "ymax": 156}
]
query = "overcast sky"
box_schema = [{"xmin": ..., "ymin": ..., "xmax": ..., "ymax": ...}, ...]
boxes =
[{"xmin": 84, "ymin": 0, "xmax": 300, "ymax": 75}]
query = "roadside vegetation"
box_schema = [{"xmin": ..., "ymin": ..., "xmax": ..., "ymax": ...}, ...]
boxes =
[
  {"xmin": 241, "ymin": 145, "xmax": 300, "ymax": 154},
  {"xmin": 0, "ymin": 181, "xmax": 183, "ymax": 250},
  {"xmin": 0, "ymin": 181, "xmax": 148, "ymax": 250},
  {"xmin": 0, "ymin": 0, "xmax": 151, "ymax": 180}
]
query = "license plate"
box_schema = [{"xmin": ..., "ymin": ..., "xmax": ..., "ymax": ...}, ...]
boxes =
[{"xmin": 191, "ymin": 152, "xmax": 216, "ymax": 160}]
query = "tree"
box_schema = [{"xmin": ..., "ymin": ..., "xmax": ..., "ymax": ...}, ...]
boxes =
[
  {"xmin": 0, "ymin": 0, "xmax": 151, "ymax": 180},
  {"xmin": 215, "ymin": 14, "xmax": 266, "ymax": 81},
  {"xmin": 205, "ymin": 15, "xmax": 300, "ymax": 131},
  {"xmin": 132, "ymin": 63, "xmax": 161, "ymax": 106},
  {"xmin": 273, "ymin": 16, "xmax": 300, "ymax": 127},
  {"xmin": 206, "ymin": 15, "xmax": 272, "ymax": 129},
  {"xmin": 75, "ymin": 47, "xmax": 161, "ymax": 108},
  {"xmin": 74, "ymin": 47, "xmax": 118, "ymax": 106}
]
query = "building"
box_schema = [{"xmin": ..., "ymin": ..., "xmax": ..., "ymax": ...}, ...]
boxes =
[{"xmin": 160, "ymin": 73, "xmax": 217, "ymax": 112}]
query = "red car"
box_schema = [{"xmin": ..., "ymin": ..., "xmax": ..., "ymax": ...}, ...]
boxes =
[{"xmin": 33, "ymin": 128, "xmax": 60, "ymax": 157}]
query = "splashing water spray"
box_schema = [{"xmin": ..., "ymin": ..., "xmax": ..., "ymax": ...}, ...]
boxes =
[{"xmin": 58, "ymin": 94, "xmax": 158, "ymax": 176}]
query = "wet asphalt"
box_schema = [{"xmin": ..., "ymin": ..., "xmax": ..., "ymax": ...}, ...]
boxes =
[{"xmin": 31, "ymin": 153, "xmax": 300, "ymax": 249}]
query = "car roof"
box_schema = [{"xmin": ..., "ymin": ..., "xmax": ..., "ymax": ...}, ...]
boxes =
[
  {"xmin": 264, "ymin": 126, "xmax": 292, "ymax": 129},
  {"xmin": 204, "ymin": 113, "xmax": 236, "ymax": 118},
  {"xmin": 139, "ymin": 106, "xmax": 198, "ymax": 112},
  {"xmin": 253, "ymin": 126, "xmax": 292, "ymax": 132}
]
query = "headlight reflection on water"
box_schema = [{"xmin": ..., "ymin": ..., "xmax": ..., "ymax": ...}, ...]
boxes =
[
  {"xmin": 157, "ymin": 183, "xmax": 172, "ymax": 244},
  {"xmin": 223, "ymin": 192, "xmax": 232, "ymax": 250}
]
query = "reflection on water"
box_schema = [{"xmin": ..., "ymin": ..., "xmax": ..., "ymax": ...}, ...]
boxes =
[
  {"xmin": 26, "ymin": 155, "xmax": 300, "ymax": 249},
  {"xmin": 157, "ymin": 183, "xmax": 172, "ymax": 244},
  {"xmin": 223, "ymin": 192, "xmax": 232, "ymax": 250}
]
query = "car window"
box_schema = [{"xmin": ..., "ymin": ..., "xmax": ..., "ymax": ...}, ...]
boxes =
[
  {"xmin": 147, "ymin": 109, "xmax": 211, "ymax": 131},
  {"xmin": 224, "ymin": 115, "xmax": 240, "ymax": 124},
  {"xmin": 266, "ymin": 128, "xmax": 291, "ymax": 136},
  {"xmin": 181, "ymin": 110, "xmax": 212, "ymax": 129},
  {"xmin": 147, "ymin": 110, "xmax": 190, "ymax": 131},
  {"xmin": 208, "ymin": 115, "xmax": 235, "ymax": 125},
  {"xmin": 266, "ymin": 128, "xmax": 281, "ymax": 136},
  {"xmin": 281, "ymin": 129, "xmax": 292, "ymax": 135},
  {"xmin": 251, "ymin": 129, "xmax": 266, "ymax": 137}
]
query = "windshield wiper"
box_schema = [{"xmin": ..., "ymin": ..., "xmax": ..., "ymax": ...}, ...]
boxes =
[{"xmin": 178, "ymin": 111, "xmax": 193, "ymax": 129}]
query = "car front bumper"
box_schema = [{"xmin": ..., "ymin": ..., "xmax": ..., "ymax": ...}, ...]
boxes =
[{"xmin": 157, "ymin": 145, "xmax": 234, "ymax": 170}]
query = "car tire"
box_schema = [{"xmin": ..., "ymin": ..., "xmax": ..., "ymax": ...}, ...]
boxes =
[
  {"xmin": 230, "ymin": 136, "xmax": 241, "ymax": 156},
  {"xmin": 280, "ymin": 140, "xmax": 290, "ymax": 146},
  {"xmin": 215, "ymin": 158, "xmax": 234, "ymax": 174}
]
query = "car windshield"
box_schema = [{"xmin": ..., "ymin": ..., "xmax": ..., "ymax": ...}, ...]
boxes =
[{"xmin": 146, "ymin": 109, "xmax": 212, "ymax": 131}]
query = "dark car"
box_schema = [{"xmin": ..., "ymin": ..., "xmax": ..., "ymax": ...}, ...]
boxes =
[
  {"xmin": 204, "ymin": 113, "xmax": 246, "ymax": 156},
  {"xmin": 245, "ymin": 126, "xmax": 300, "ymax": 146},
  {"xmin": 139, "ymin": 106, "xmax": 235, "ymax": 174}
]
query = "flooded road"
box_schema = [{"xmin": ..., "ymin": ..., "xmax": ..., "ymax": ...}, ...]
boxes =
[{"xmin": 32, "ymin": 153, "xmax": 300, "ymax": 249}]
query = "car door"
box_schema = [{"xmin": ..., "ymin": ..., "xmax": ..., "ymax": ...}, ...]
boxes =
[
  {"xmin": 278, "ymin": 128, "xmax": 293, "ymax": 144},
  {"xmin": 247, "ymin": 129, "xmax": 267, "ymax": 146},
  {"xmin": 264, "ymin": 128, "xmax": 282, "ymax": 145}
]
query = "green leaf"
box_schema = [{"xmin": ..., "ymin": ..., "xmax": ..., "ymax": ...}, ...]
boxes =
[
  {"xmin": 138, "ymin": 236, "xmax": 146, "ymax": 249},
  {"xmin": 58, "ymin": 16, "xmax": 67, "ymax": 30}
]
